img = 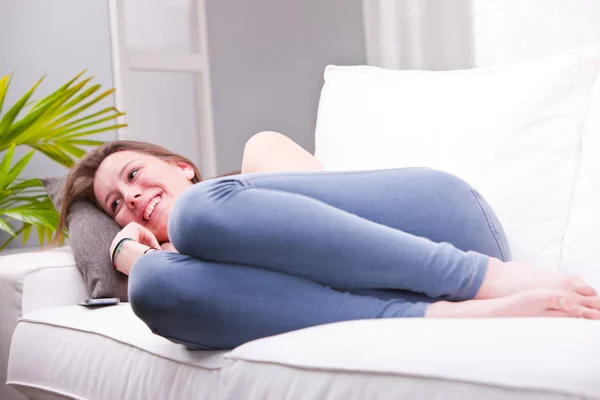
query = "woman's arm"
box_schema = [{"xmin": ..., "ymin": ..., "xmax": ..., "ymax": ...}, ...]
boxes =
[
  {"xmin": 110, "ymin": 222, "xmax": 162, "ymax": 276},
  {"xmin": 113, "ymin": 236, "xmax": 177, "ymax": 276},
  {"xmin": 241, "ymin": 131, "xmax": 325, "ymax": 174},
  {"xmin": 113, "ymin": 240, "xmax": 151, "ymax": 275}
]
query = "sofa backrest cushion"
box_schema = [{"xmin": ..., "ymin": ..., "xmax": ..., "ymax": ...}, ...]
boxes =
[
  {"xmin": 560, "ymin": 74, "xmax": 600, "ymax": 288},
  {"xmin": 314, "ymin": 46, "xmax": 600, "ymax": 271}
]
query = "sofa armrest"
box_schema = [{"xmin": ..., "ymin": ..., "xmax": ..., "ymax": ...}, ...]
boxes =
[
  {"xmin": 0, "ymin": 247, "xmax": 88, "ymax": 315},
  {"xmin": 0, "ymin": 247, "xmax": 87, "ymax": 400}
]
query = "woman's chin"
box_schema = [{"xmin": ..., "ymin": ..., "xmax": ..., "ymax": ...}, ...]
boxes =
[
  {"xmin": 153, "ymin": 219, "xmax": 170, "ymax": 244},
  {"xmin": 147, "ymin": 202, "xmax": 172, "ymax": 244},
  {"xmin": 150, "ymin": 221, "xmax": 168, "ymax": 244}
]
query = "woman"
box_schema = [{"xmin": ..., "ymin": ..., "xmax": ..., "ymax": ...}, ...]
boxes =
[{"xmin": 55, "ymin": 131, "xmax": 600, "ymax": 350}]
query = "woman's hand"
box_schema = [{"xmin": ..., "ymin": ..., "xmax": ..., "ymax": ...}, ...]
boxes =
[
  {"xmin": 110, "ymin": 222, "xmax": 161, "ymax": 275},
  {"xmin": 110, "ymin": 222, "xmax": 160, "ymax": 256},
  {"xmin": 160, "ymin": 242, "xmax": 178, "ymax": 252}
]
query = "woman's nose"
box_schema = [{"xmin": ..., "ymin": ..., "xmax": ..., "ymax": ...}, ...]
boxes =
[{"xmin": 125, "ymin": 192, "xmax": 142, "ymax": 208}]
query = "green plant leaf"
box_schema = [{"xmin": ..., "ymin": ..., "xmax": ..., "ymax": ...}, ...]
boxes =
[
  {"xmin": 0, "ymin": 196, "xmax": 48, "ymax": 210},
  {"xmin": 5, "ymin": 95, "xmax": 65, "ymax": 143},
  {"xmin": 55, "ymin": 70, "xmax": 87, "ymax": 93},
  {"xmin": 0, "ymin": 76, "xmax": 44, "ymax": 137},
  {"xmin": 30, "ymin": 70, "xmax": 86, "ymax": 113},
  {"xmin": 0, "ymin": 217, "xmax": 15, "ymax": 236},
  {"xmin": 50, "ymin": 111, "xmax": 124, "ymax": 138},
  {"xmin": 3, "ymin": 83, "xmax": 86, "ymax": 146},
  {"xmin": 4, "ymin": 197, "xmax": 56, "ymax": 211},
  {"xmin": 0, "ymin": 193, "xmax": 47, "ymax": 208},
  {"xmin": 0, "ymin": 195, "xmax": 48, "ymax": 204},
  {"xmin": 0, "ymin": 75, "xmax": 10, "ymax": 116},
  {"xmin": 0, "ymin": 150, "xmax": 34, "ymax": 190},
  {"xmin": 49, "ymin": 107, "xmax": 120, "ymax": 133},
  {"xmin": 9, "ymin": 178, "xmax": 43, "ymax": 190},
  {"xmin": 0, "ymin": 190, "xmax": 47, "ymax": 203},
  {"xmin": 0, "ymin": 73, "xmax": 123, "ymax": 151},
  {"xmin": 0, "ymin": 71, "xmax": 120, "ymax": 249},
  {"xmin": 51, "ymin": 124, "xmax": 127, "ymax": 141},
  {"xmin": 59, "ymin": 139, "xmax": 104, "ymax": 147},
  {"xmin": 21, "ymin": 223, "xmax": 31, "ymax": 244},
  {"xmin": 30, "ymin": 143, "xmax": 75, "ymax": 167},
  {"xmin": 51, "ymin": 79, "xmax": 97, "ymax": 114},
  {"xmin": 36, "ymin": 225, "xmax": 44, "ymax": 247},
  {"xmin": 45, "ymin": 88, "xmax": 118, "ymax": 135},
  {"xmin": 29, "ymin": 71, "xmax": 88, "ymax": 115},
  {"xmin": 44, "ymin": 85, "xmax": 103, "ymax": 130},
  {"xmin": 0, "ymin": 224, "xmax": 26, "ymax": 251},
  {"xmin": 0, "ymin": 143, "xmax": 15, "ymax": 184},
  {"xmin": 4, "ymin": 209, "xmax": 57, "ymax": 229},
  {"xmin": 27, "ymin": 78, "xmax": 95, "ymax": 133},
  {"xmin": 59, "ymin": 143, "xmax": 86, "ymax": 159}
]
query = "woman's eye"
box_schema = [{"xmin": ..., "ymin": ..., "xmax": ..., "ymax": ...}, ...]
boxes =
[
  {"xmin": 128, "ymin": 168, "xmax": 139, "ymax": 181},
  {"xmin": 111, "ymin": 198, "xmax": 121, "ymax": 213}
]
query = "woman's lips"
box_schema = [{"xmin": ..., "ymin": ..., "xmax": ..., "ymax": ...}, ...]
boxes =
[{"xmin": 143, "ymin": 195, "xmax": 162, "ymax": 222}]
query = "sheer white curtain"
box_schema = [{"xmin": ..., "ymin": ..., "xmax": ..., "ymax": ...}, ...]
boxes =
[
  {"xmin": 363, "ymin": 0, "xmax": 474, "ymax": 70},
  {"xmin": 363, "ymin": 0, "xmax": 600, "ymax": 70}
]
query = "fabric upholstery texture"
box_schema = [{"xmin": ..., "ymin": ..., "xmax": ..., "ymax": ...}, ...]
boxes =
[{"xmin": 41, "ymin": 176, "xmax": 128, "ymax": 301}]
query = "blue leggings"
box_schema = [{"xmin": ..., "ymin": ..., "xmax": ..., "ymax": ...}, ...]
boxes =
[{"xmin": 128, "ymin": 168, "xmax": 511, "ymax": 350}]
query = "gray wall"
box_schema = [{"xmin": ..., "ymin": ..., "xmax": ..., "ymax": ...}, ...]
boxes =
[
  {"xmin": 0, "ymin": 0, "xmax": 115, "ymax": 251},
  {"xmin": 0, "ymin": 0, "xmax": 116, "ymax": 175},
  {"xmin": 206, "ymin": 0, "xmax": 367, "ymax": 174},
  {"xmin": 0, "ymin": 0, "xmax": 367, "ymax": 249}
]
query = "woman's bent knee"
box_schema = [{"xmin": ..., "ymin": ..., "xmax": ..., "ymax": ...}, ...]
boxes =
[
  {"xmin": 168, "ymin": 177, "xmax": 250, "ymax": 255},
  {"xmin": 469, "ymin": 188, "xmax": 512, "ymax": 261},
  {"xmin": 440, "ymin": 169, "xmax": 511, "ymax": 261},
  {"xmin": 128, "ymin": 251, "xmax": 174, "ymax": 328},
  {"xmin": 128, "ymin": 252, "xmax": 242, "ymax": 350},
  {"xmin": 416, "ymin": 168, "xmax": 511, "ymax": 261}
]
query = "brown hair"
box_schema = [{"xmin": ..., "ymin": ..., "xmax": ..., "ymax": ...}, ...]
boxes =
[{"xmin": 51, "ymin": 140, "xmax": 220, "ymax": 246}]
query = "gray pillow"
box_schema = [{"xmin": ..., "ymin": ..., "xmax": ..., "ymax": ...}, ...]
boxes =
[{"xmin": 42, "ymin": 176, "xmax": 129, "ymax": 301}]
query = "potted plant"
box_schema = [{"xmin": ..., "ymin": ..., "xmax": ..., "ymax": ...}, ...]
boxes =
[{"xmin": 0, "ymin": 71, "xmax": 125, "ymax": 250}]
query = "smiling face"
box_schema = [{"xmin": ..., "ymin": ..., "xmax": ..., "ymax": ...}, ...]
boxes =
[{"xmin": 93, "ymin": 150, "xmax": 195, "ymax": 243}]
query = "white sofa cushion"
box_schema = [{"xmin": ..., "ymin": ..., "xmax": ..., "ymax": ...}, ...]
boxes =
[
  {"xmin": 560, "ymin": 73, "xmax": 600, "ymax": 289},
  {"xmin": 225, "ymin": 318, "xmax": 600, "ymax": 400},
  {"xmin": 10, "ymin": 306, "xmax": 600, "ymax": 400},
  {"xmin": 314, "ymin": 47, "xmax": 600, "ymax": 271},
  {"xmin": 7, "ymin": 305, "xmax": 228, "ymax": 400}
]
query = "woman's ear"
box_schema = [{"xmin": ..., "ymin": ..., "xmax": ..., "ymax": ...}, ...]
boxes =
[{"xmin": 176, "ymin": 162, "xmax": 195, "ymax": 180}]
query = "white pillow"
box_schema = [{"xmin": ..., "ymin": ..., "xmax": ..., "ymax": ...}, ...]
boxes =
[
  {"xmin": 560, "ymin": 74, "xmax": 600, "ymax": 287},
  {"xmin": 314, "ymin": 47, "xmax": 600, "ymax": 271}
]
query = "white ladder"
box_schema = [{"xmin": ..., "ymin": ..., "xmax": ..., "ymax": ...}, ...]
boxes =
[{"xmin": 107, "ymin": 0, "xmax": 217, "ymax": 178}]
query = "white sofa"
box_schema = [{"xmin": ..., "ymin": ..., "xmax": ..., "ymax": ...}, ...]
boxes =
[
  {"xmin": 3, "ymin": 249, "xmax": 600, "ymax": 400},
  {"xmin": 4, "ymin": 47, "xmax": 600, "ymax": 400}
]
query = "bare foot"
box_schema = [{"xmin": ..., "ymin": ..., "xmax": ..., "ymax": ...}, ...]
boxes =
[
  {"xmin": 427, "ymin": 288, "xmax": 600, "ymax": 319},
  {"xmin": 475, "ymin": 258, "xmax": 598, "ymax": 300}
]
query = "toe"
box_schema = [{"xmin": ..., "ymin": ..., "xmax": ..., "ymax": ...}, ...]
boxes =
[
  {"xmin": 575, "ymin": 286, "xmax": 598, "ymax": 297},
  {"xmin": 568, "ymin": 277, "xmax": 598, "ymax": 296},
  {"xmin": 540, "ymin": 290, "xmax": 574, "ymax": 311},
  {"xmin": 542, "ymin": 310, "xmax": 572, "ymax": 318},
  {"xmin": 578, "ymin": 295, "xmax": 600, "ymax": 310},
  {"xmin": 576, "ymin": 306, "xmax": 600, "ymax": 320}
]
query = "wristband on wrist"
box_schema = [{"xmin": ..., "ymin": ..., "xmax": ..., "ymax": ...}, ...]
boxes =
[
  {"xmin": 143, "ymin": 247, "xmax": 157, "ymax": 255},
  {"xmin": 111, "ymin": 237, "xmax": 134, "ymax": 268}
]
